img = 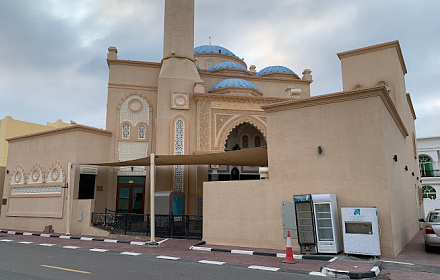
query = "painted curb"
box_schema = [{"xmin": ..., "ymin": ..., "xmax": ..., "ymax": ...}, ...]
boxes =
[
  {"xmin": 320, "ymin": 261, "xmax": 383, "ymax": 279},
  {"xmin": 0, "ymin": 230, "xmax": 159, "ymax": 246},
  {"xmin": 189, "ymin": 245, "xmax": 334, "ymax": 261}
]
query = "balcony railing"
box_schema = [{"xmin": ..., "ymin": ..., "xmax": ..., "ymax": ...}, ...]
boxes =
[
  {"xmin": 420, "ymin": 170, "xmax": 440, "ymax": 178},
  {"xmin": 91, "ymin": 209, "xmax": 202, "ymax": 239}
]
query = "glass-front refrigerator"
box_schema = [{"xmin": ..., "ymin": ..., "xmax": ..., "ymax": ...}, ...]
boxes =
[
  {"xmin": 294, "ymin": 194, "xmax": 341, "ymax": 254},
  {"xmin": 293, "ymin": 194, "xmax": 317, "ymax": 254},
  {"xmin": 312, "ymin": 194, "xmax": 342, "ymax": 254}
]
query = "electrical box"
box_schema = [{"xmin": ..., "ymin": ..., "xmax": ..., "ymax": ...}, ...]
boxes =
[{"xmin": 282, "ymin": 201, "xmax": 297, "ymax": 238}]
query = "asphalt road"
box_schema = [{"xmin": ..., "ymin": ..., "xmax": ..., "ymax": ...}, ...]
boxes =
[{"xmin": 0, "ymin": 242, "xmax": 326, "ymax": 280}]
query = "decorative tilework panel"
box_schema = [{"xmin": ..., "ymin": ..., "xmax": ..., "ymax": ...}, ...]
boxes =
[
  {"xmin": 11, "ymin": 186, "xmax": 62, "ymax": 195},
  {"xmin": 118, "ymin": 142, "xmax": 149, "ymax": 161},
  {"xmin": 120, "ymin": 95, "xmax": 149, "ymax": 126},
  {"xmin": 174, "ymin": 119, "xmax": 185, "ymax": 192}
]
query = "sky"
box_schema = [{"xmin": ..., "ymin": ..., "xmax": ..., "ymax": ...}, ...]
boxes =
[{"xmin": 1, "ymin": 0, "xmax": 439, "ymax": 137}]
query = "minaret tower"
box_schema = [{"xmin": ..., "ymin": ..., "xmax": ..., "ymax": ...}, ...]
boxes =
[{"xmin": 156, "ymin": 0, "xmax": 200, "ymax": 196}]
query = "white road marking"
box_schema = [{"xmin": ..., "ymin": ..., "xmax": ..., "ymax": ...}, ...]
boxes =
[
  {"xmin": 0, "ymin": 239, "xmax": 13, "ymax": 242},
  {"xmin": 248, "ymin": 265, "xmax": 280, "ymax": 272},
  {"xmin": 231, "ymin": 249, "xmax": 254, "ymax": 255},
  {"xmin": 309, "ymin": 271, "xmax": 327, "ymax": 277},
  {"xmin": 19, "ymin": 241, "xmax": 33, "ymax": 244},
  {"xmin": 120, "ymin": 252, "xmax": 142, "ymax": 256},
  {"xmin": 382, "ymin": 260, "xmax": 415, "ymax": 266},
  {"xmin": 157, "ymin": 238, "xmax": 169, "ymax": 244},
  {"xmin": 59, "ymin": 235, "xmax": 71, "ymax": 239},
  {"xmin": 328, "ymin": 256, "xmax": 338, "ymax": 262},
  {"xmin": 7, "ymin": 231, "xmax": 16, "ymax": 235},
  {"xmin": 63, "ymin": 246, "xmax": 80, "ymax": 249},
  {"xmin": 40, "ymin": 234, "xmax": 51, "ymax": 237},
  {"xmin": 39, "ymin": 244, "xmax": 55, "ymax": 247},
  {"xmin": 198, "ymin": 260, "xmax": 225, "ymax": 265},
  {"xmin": 130, "ymin": 241, "xmax": 145, "ymax": 245},
  {"xmin": 23, "ymin": 232, "xmax": 33, "ymax": 236},
  {"xmin": 89, "ymin": 248, "xmax": 108, "ymax": 252},
  {"xmin": 156, "ymin": 255, "xmax": 180, "ymax": 260}
]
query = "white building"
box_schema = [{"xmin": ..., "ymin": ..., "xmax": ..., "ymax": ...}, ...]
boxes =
[{"xmin": 417, "ymin": 136, "xmax": 440, "ymax": 216}]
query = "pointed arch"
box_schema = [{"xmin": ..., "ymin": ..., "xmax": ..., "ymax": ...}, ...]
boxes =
[{"xmin": 215, "ymin": 115, "xmax": 267, "ymax": 151}]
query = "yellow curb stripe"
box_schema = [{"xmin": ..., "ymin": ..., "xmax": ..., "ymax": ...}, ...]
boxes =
[{"xmin": 41, "ymin": 265, "xmax": 91, "ymax": 274}]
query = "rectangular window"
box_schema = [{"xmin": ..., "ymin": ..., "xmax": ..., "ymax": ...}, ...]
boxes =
[{"xmin": 78, "ymin": 174, "xmax": 96, "ymax": 199}]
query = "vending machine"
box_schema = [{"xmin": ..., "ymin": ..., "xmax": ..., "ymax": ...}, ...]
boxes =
[
  {"xmin": 294, "ymin": 194, "xmax": 342, "ymax": 254},
  {"xmin": 341, "ymin": 207, "xmax": 381, "ymax": 256}
]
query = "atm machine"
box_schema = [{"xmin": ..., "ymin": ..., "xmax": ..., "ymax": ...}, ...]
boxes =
[{"xmin": 294, "ymin": 194, "xmax": 342, "ymax": 254}]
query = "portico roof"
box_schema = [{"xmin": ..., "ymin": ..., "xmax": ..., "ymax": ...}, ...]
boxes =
[{"xmin": 88, "ymin": 146, "xmax": 268, "ymax": 167}]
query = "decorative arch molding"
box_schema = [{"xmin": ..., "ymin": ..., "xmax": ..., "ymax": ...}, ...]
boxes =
[
  {"xmin": 116, "ymin": 91, "xmax": 153, "ymax": 111},
  {"xmin": 10, "ymin": 164, "xmax": 26, "ymax": 185},
  {"xmin": 29, "ymin": 162, "xmax": 44, "ymax": 184},
  {"xmin": 215, "ymin": 115, "xmax": 267, "ymax": 151},
  {"xmin": 46, "ymin": 161, "xmax": 66, "ymax": 184}
]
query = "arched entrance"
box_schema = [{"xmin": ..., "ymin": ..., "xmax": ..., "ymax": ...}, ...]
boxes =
[{"xmin": 209, "ymin": 122, "xmax": 266, "ymax": 181}]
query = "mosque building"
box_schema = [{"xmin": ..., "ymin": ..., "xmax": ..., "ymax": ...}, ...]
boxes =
[{"xmin": 0, "ymin": 0, "xmax": 421, "ymax": 258}]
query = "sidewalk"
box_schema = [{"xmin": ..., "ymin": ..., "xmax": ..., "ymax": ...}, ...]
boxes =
[{"xmin": 1, "ymin": 229, "xmax": 439, "ymax": 279}]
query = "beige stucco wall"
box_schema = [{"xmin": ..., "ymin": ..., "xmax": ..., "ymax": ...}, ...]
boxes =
[
  {"xmin": 204, "ymin": 89, "xmax": 418, "ymax": 258},
  {"xmin": 0, "ymin": 166, "xmax": 5, "ymax": 213},
  {"xmin": 0, "ymin": 126, "xmax": 112, "ymax": 233}
]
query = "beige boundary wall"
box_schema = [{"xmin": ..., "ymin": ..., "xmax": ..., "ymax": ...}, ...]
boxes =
[
  {"xmin": 0, "ymin": 125, "xmax": 112, "ymax": 234},
  {"xmin": 203, "ymin": 88, "xmax": 420, "ymax": 258}
]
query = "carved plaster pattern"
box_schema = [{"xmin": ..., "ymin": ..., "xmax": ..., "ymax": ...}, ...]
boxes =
[
  {"xmin": 173, "ymin": 119, "xmax": 185, "ymax": 192},
  {"xmin": 198, "ymin": 101, "xmax": 211, "ymax": 151},
  {"xmin": 46, "ymin": 161, "xmax": 65, "ymax": 184},
  {"xmin": 215, "ymin": 114, "xmax": 234, "ymax": 135},
  {"xmin": 118, "ymin": 142, "xmax": 148, "ymax": 161},
  {"xmin": 10, "ymin": 165, "xmax": 26, "ymax": 185},
  {"xmin": 215, "ymin": 115, "xmax": 267, "ymax": 151},
  {"xmin": 29, "ymin": 163, "xmax": 44, "ymax": 184},
  {"xmin": 120, "ymin": 95, "xmax": 150, "ymax": 126},
  {"xmin": 11, "ymin": 186, "xmax": 62, "ymax": 195}
]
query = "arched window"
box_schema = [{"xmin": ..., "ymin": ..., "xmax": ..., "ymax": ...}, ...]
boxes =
[
  {"xmin": 376, "ymin": 81, "xmax": 391, "ymax": 95},
  {"xmin": 255, "ymin": 135, "xmax": 261, "ymax": 147},
  {"xmin": 122, "ymin": 123, "xmax": 130, "ymax": 139},
  {"xmin": 419, "ymin": 155, "xmax": 434, "ymax": 177},
  {"xmin": 138, "ymin": 124, "xmax": 146, "ymax": 139},
  {"xmin": 242, "ymin": 135, "xmax": 249, "ymax": 149},
  {"xmin": 353, "ymin": 85, "xmax": 363, "ymax": 90},
  {"xmin": 422, "ymin": 185, "xmax": 437, "ymax": 200}
]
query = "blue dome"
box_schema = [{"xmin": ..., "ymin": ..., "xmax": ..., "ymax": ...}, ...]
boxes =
[
  {"xmin": 256, "ymin": 65, "xmax": 294, "ymax": 76},
  {"xmin": 208, "ymin": 62, "xmax": 248, "ymax": 72},
  {"xmin": 211, "ymin": 78, "xmax": 260, "ymax": 92},
  {"xmin": 194, "ymin": 45, "xmax": 238, "ymax": 58}
]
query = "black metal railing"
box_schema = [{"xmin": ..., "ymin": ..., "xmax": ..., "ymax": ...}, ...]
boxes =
[
  {"xmin": 91, "ymin": 210, "xmax": 202, "ymax": 239},
  {"xmin": 420, "ymin": 170, "xmax": 440, "ymax": 177}
]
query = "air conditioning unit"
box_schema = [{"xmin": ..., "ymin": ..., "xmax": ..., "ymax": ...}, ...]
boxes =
[{"xmin": 259, "ymin": 167, "xmax": 269, "ymax": 179}]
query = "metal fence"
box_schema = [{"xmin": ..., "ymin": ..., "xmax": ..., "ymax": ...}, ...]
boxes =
[
  {"xmin": 91, "ymin": 209, "xmax": 202, "ymax": 239},
  {"xmin": 420, "ymin": 170, "xmax": 440, "ymax": 177}
]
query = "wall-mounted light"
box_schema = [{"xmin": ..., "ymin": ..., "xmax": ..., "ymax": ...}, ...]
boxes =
[
  {"xmin": 318, "ymin": 146, "xmax": 323, "ymax": 155},
  {"xmin": 6, "ymin": 170, "xmax": 9, "ymax": 174},
  {"xmin": 393, "ymin": 155, "xmax": 398, "ymax": 162},
  {"xmin": 412, "ymin": 172, "xmax": 414, "ymax": 176},
  {"xmin": 404, "ymin": 166, "xmax": 408, "ymax": 171}
]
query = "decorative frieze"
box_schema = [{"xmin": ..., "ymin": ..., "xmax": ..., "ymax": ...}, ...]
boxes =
[
  {"xmin": 11, "ymin": 186, "xmax": 62, "ymax": 195},
  {"xmin": 173, "ymin": 119, "xmax": 185, "ymax": 192}
]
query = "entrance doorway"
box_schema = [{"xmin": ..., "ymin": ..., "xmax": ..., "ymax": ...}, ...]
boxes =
[{"xmin": 117, "ymin": 176, "xmax": 145, "ymax": 214}]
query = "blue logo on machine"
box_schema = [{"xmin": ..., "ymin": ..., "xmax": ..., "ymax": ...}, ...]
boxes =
[
  {"xmin": 293, "ymin": 194, "xmax": 311, "ymax": 202},
  {"xmin": 354, "ymin": 209, "xmax": 361, "ymax": 216}
]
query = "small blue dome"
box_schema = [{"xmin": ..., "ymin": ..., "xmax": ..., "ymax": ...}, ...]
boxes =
[
  {"xmin": 256, "ymin": 65, "xmax": 294, "ymax": 76},
  {"xmin": 211, "ymin": 78, "xmax": 260, "ymax": 92},
  {"xmin": 194, "ymin": 45, "xmax": 238, "ymax": 58},
  {"xmin": 208, "ymin": 62, "xmax": 248, "ymax": 72},
  {"xmin": 195, "ymin": 63, "xmax": 201, "ymax": 70}
]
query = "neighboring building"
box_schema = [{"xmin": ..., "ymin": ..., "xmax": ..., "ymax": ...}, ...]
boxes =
[
  {"xmin": 417, "ymin": 136, "xmax": 440, "ymax": 216},
  {"xmin": 1, "ymin": 0, "xmax": 420, "ymax": 258},
  {"xmin": 0, "ymin": 116, "xmax": 68, "ymax": 212},
  {"xmin": 0, "ymin": 116, "xmax": 69, "ymax": 167}
]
